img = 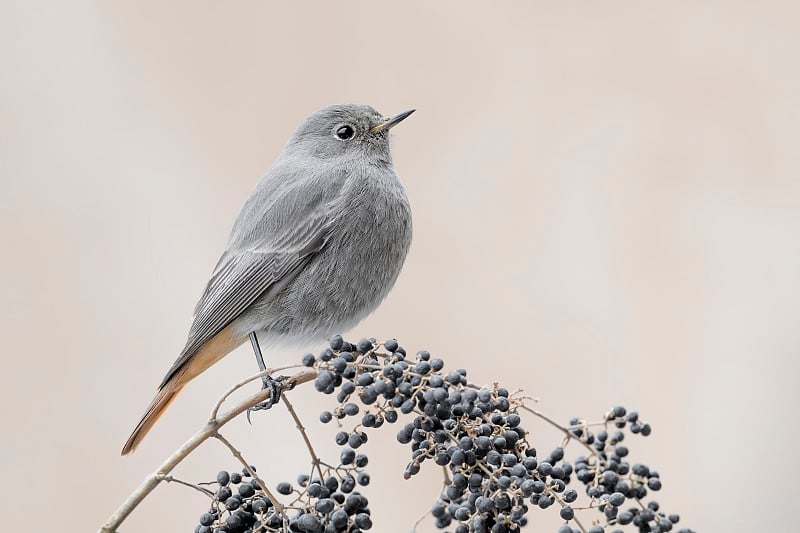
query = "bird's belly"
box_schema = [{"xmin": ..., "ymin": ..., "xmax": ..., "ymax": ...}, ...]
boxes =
[{"xmin": 237, "ymin": 217, "xmax": 411, "ymax": 348}]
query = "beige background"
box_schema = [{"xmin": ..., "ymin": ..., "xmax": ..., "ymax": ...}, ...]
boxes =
[{"xmin": 2, "ymin": 2, "xmax": 798, "ymax": 532}]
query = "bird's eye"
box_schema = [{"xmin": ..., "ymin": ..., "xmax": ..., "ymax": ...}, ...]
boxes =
[{"xmin": 335, "ymin": 125, "xmax": 355, "ymax": 140}]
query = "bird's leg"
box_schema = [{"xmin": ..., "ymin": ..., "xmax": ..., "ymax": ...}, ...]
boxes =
[
  {"xmin": 250, "ymin": 331, "xmax": 268, "ymax": 374},
  {"xmin": 247, "ymin": 332, "xmax": 283, "ymax": 421}
]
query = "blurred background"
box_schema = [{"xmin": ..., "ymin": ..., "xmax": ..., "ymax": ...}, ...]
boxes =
[{"xmin": 2, "ymin": 2, "xmax": 798, "ymax": 532}]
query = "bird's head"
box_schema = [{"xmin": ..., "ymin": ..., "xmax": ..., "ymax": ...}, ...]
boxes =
[{"xmin": 285, "ymin": 104, "xmax": 415, "ymax": 163}]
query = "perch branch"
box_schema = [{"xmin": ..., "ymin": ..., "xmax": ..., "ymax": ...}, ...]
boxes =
[{"xmin": 98, "ymin": 366, "xmax": 318, "ymax": 533}]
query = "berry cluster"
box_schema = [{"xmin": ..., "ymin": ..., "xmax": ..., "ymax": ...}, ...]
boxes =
[
  {"xmin": 194, "ymin": 465, "xmax": 372, "ymax": 533},
  {"xmin": 191, "ymin": 336, "xmax": 695, "ymax": 533},
  {"xmin": 554, "ymin": 407, "xmax": 689, "ymax": 533}
]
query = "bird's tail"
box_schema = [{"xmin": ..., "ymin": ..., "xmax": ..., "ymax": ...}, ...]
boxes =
[
  {"xmin": 120, "ymin": 325, "xmax": 243, "ymax": 455},
  {"xmin": 121, "ymin": 382, "xmax": 184, "ymax": 455}
]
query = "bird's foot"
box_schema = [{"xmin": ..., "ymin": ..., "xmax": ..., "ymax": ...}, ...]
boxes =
[{"xmin": 246, "ymin": 375, "xmax": 288, "ymax": 423}]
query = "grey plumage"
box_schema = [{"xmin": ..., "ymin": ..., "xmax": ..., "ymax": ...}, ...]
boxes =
[{"xmin": 123, "ymin": 104, "xmax": 413, "ymax": 454}]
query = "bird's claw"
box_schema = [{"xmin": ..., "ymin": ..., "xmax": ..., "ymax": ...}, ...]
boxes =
[{"xmin": 246, "ymin": 375, "xmax": 288, "ymax": 423}]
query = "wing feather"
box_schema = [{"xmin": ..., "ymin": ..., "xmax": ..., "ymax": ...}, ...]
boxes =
[{"xmin": 158, "ymin": 207, "xmax": 333, "ymax": 389}]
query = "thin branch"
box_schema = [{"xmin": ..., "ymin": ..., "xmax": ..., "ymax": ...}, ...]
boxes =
[
  {"xmin": 519, "ymin": 404, "xmax": 602, "ymax": 462},
  {"xmin": 98, "ymin": 367, "xmax": 317, "ymax": 533},
  {"xmin": 440, "ymin": 465, "xmax": 452, "ymax": 488},
  {"xmin": 213, "ymin": 432, "xmax": 284, "ymax": 515},
  {"xmin": 158, "ymin": 474, "xmax": 215, "ymax": 498},
  {"xmin": 411, "ymin": 507, "xmax": 433, "ymax": 532},
  {"xmin": 281, "ymin": 393, "xmax": 325, "ymax": 482}
]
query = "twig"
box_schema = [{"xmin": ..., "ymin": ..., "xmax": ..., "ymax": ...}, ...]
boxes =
[
  {"xmin": 440, "ymin": 465, "xmax": 452, "ymax": 488},
  {"xmin": 519, "ymin": 404, "xmax": 601, "ymax": 462},
  {"xmin": 281, "ymin": 393, "xmax": 325, "ymax": 482},
  {"xmin": 158, "ymin": 474, "xmax": 215, "ymax": 498},
  {"xmin": 98, "ymin": 367, "xmax": 317, "ymax": 533},
  {"xmin": 411, "ymin": 507, "xmax": 433, "ymax": 532},
  {"xmin": 213, "ymin": 432, "xmax": 284, "ymax": 515}
]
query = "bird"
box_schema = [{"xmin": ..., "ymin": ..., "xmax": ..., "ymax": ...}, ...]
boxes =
[{"xmin": 121, "ymin": 104, "xmax": 414, "ymax": 455}]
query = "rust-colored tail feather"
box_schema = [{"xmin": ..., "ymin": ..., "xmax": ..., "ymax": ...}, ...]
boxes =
[
  {"xmin": 121, "ymin": 325, "xmax": 243, "ymax": 455},
  {"xmin": 121, "ymin": 382, "xmax": 185, "ymax": 455}
]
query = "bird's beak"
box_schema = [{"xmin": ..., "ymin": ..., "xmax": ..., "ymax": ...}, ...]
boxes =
[{"xmin": 370, "ymin": 109, "xmax": 416, "ymax": 133}]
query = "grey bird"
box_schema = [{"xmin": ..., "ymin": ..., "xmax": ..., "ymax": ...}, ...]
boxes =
[{"xmin": 121, "ymin": 104, "xmax": 414, "ymax": 455}]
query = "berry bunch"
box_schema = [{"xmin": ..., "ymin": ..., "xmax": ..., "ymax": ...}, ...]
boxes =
[
  {"xmin": 191, "ymin": 336, "xmax": 695, "ymax": 533},
  {"xmin": 555, "ymin": 408, "xmax": 686, "ymax": 533},
  {"xmin": 194, "ymin": 464, "xmax": 372, "ymax": 533},
  {"xmin": 193, "ymin": 467, "xmax": 269, "ymax": 533}
]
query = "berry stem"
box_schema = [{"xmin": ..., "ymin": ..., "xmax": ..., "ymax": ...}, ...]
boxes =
[
  {"xmin": 281, "ymin": 393, "xmax": 325, "ymax": 482},
  {"xmin": 157, "ymin": 474, "xmax": 215, "ymax": 498},
  {"xmin": 520, "ymin": 404, "xmax": 602, "ymax": 462},
  {"xmin": 213, "ymin": 432, "xmax": 285, "ymax": 515}
]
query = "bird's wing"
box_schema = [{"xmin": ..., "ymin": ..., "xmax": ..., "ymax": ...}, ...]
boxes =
[{"xmin": 157, "ymin": 207, "xmax": 334, "ymax": 389}]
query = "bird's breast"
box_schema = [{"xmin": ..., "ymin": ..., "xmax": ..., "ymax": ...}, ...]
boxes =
[{"xmin": 248, "ymin": 172, "xmax": 412, "ymax": 344}]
